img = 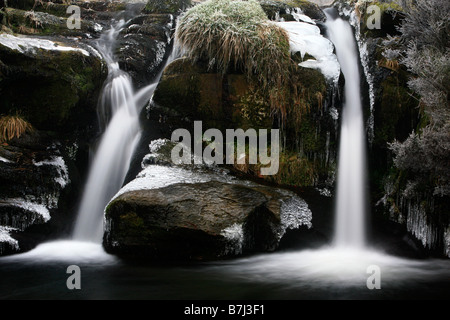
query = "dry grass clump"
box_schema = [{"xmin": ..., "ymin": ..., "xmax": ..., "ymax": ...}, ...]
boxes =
[
  {"xmin": 0, "ymin": 115, "xmax": 34, "ymax": 143},
  {"xmin": 176, "ymin": 0, "xmax": 293, "ymax": 120}
]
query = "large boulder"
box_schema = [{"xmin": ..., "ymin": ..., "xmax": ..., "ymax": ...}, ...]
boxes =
[
  {"xmin": 104, "ymin": 139, "xmax": 313, "ymax": 260},
  {"xmin": 105, "ymin": 179, "xmax": 312, "ymax": 260}
]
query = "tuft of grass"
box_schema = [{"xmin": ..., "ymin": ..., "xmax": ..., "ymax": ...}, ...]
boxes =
[
  {"xmin": 0, "ymin": 115, "xmax": 34, "ymax": 143},
  {"xmin": 176, "ymin": 0, "xmax": 293, "ymax": 121}
]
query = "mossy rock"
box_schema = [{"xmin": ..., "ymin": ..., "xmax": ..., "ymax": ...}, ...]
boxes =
[
  {"xmin": 357, "ymin": 1, "xmax": 404, "ymax": 38},
  {"xmin": 259, "ymin": 0, "xmax": 325, "ymax": 21},
  {"xmin": 0, "ymin": 37, "xmax": 106, "ymax": 132},
  {"xmin": 153, "ymin": 58, "xmax": 272, "ymax": 131},
  {"xmin": 143, "ymin": 0, "xmax": 191, "ymax": 14}
]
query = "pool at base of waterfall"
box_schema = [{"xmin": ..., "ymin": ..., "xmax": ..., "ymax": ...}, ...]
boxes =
[{"xmin": 0, "ymin": 243, "xmax": 449, "ymax": 300}]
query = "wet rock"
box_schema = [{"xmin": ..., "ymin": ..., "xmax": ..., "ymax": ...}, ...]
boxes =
[
  {"xmin": 0, "ymin": 33, "xmax": 106, "ymax": 132},
  {"xmin": 104, "ymin": 179, "xmax": 312, "ymax": 260},
  {"xmin": 116, "ymin": 14, "xmax": 175, "ymax": 88},
  {"xmin": 143, "ymin": 0, "xmax": 192, "ymax": 14},
  {"xmin": 0, "ymin": 131, "xmax": 77, "ymax": 255},
  {"xmin": 104, "ymin": 139, "xmax": 313, "ymax": 260}
]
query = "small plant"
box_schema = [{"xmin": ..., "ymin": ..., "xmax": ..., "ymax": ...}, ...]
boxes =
[{"xmin": 0, "ymin": 115, "xmax": 34, "ymax": 143}]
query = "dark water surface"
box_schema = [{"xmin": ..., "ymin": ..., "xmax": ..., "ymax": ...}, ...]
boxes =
[{"xmin": 0, "ymin": 241, "xmax": 448, "ymax": 300}]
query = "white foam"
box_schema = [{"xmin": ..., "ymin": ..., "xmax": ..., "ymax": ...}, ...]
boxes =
[
  {"xmin": 1, "ymin": 241, "xmax": 118, "ymax": 264},
  {"xmin": 214, "ymin": 248, "xmax": 450, "ymax": 287}
]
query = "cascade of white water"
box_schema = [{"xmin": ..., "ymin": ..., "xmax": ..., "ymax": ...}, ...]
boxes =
[
  {"xmin": 72, "ymin": 20, "xmax": 157, "ymax": 243},
  {"xmin": 324, "ymin": 9, "xmax": 368, "ymax": 248}
]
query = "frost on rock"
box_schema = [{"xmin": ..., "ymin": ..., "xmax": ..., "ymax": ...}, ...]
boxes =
[
  {"xmin": 0, "ymin": 156, "xmax": 12, "ymax": 163},
  {"xmin": 316, "ymin": 188, "xmax": 332, "ymax": 197},
  {"xmin": 0, "ymin": 226, "xmax": 20, "ymax": 254},
  {"xmin": 33, "ymin": 156, "xmax": 70, "ymax": 188},
  {"xmin": 149, "ymin": 41, "xmax": 167, "ymax": 72},
  {"xmin": 0, "ymin": 34, "xmax": 90, "ymax": 56},
  {"xmin": 221, "ymin": 223, "xmax": 244, "ymax": 255},
  {"xmin": 287, "ymin": 7, "xmax": 315, "ymax": 24},
  {"xmin": 278, "ymin": 196, "xmax": 313, "ymax": 240},
  {"xmin": 1, "ymin": 198, "xmax": 51, "ymax": 225},
  {"xmin": 276, "ymin": 21, "xmax": 341, "ymax": 84}
]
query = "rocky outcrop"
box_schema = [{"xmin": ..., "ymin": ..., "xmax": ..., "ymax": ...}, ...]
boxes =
[
  {"xmin": 0, "ymin": 131, "xmax": 75, "ymax": 255},
  {"xmin": 151, "ymin": 55, "xmax": 340, "ymax": 189},
  {"xmin": 116, "ymin": 13, "xmax": 175, "ymax": 89},
  {"xmin": 104, "ymin": 139, "xmax": 313, "ymax": 260},
  {"xmin": 0, "ymin": 33, "xmax": 106, "ymax": 132},
  {"xmin": 143, "ymin": 0, "xmax": 191, "ymax": 14},
  {"xmin": 151, "ymin": 58, "xmax": 258, "ymax": 131},
  {"xmin": 259, "ymin": 0, "xmax": 326, "ymax": 22}
]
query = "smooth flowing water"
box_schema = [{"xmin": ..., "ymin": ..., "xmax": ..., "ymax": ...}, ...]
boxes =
[
  {"xmin": 73, "ymin": 20, "xmax": 157, "ymax": 243},
  {"xmin": 325, "ymin": 9, "xmax": 367, "ymax": 248}
]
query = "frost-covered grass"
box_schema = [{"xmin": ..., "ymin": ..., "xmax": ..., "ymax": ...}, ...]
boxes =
[{"xmin": 176, "ymin": 0, "xmax": 293, "ymax": 119}]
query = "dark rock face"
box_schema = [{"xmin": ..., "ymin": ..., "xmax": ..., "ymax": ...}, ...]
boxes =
[
  {"xmin": 0, "ymin": 131, "xmax": 77, "ymax": 255},
  {"xmin": 0, "ymin": 36, "xmax": 106, "ymax": 132},
  {"xmin": 116, "ymin": 14, "xmax": 175, "ymax": 89},
  {"xmin": 143, "ymin": 0, "xmax": 192, "ymax": 14},
  {"xmin": 259, "ymin": 0, "xmax": 326, "ymax": 22},
  {"xmin": 151, "ymin": 58, "xmax": 255, "ymax": 131},
  {"xmin": 104, "ymin": 179, "xmax": 311, "ymax": 260}
]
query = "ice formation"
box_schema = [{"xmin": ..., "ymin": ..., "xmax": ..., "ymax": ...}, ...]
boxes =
[
  {"xmin": 276, "ymin": 21, "xmax": 341, "ymax": 84},
  {"xmin": 0, "ymin": 34, "xmax": 90, "ymax": 56}
]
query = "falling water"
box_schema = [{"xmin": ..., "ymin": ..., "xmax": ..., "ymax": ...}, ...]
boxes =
[
  {"xmin": 72, "ymin": 20, "xmax": 157, "ymax": 243},
  {"xmin": 325, "ymin": 9, "xmax": 368, "ymax": 248}
]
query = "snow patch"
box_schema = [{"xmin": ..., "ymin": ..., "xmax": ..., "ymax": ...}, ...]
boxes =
[
  {"xmin": 0, "ymin": 34, "xmax": 90, "ymax": 56},
  {"xmin": 277, "ymin": 21, "xmax": 341, "ymax": 84}
]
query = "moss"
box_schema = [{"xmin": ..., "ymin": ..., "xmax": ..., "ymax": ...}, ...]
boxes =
[
  {"xmin": 373, "ymin": 70, "xmax": 419, "ymax": 147},
  {"xmin": 270, "ymin": 151, "xmax": 316, "ymax": 187},
  {"xmin": 234, "ymin": 87, "xmax": 272, "ymax": 130},
  {"xmin": 357, "ymin": 1, "xmax": 404, "ymax": 38},
  {"xmin": 0, "ymin": 43, "xmax": 106, "ymax": 131},
  {"xmin": 143, "ymin": 0, "xmax": 191, "ymax": 14}
]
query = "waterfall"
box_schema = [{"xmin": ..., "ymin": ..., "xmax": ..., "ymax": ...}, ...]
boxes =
[
  {"xmin": 324, "ymin": 9, "xmax": 368, "ymax": 249},
  {"xmin": 72, "ymin": 20, "xmax": 157, "ymax": 243}
]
